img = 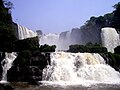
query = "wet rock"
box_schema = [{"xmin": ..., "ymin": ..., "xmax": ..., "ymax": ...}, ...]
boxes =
[
  {"xmin": 7, "ymin": 51, "xmax": 50, "ymax": 84},
  {"xmin": 0, "ymin": 83, "xmax": 13, "ymax": 90}
]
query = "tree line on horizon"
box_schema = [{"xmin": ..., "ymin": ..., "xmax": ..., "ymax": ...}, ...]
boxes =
[{"xmin": 81, "ymin": 2, "xmax": 120, "ymax": 33}]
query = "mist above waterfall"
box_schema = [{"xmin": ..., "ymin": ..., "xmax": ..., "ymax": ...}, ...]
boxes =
[
  {"xmin": 39, "ymin": 32, "xmax": 72, "ymax": 50},
  {"xmin": 39, "ymin": 33, "xmax": 59, "ymax": 48},
  {"xmin": 39, "ymin": 27, "xmax": 120, "ymax": 52}
]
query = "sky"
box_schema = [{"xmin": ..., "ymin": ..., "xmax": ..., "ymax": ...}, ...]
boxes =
[{"xmin": 11, "ymin": 0, "xmax": 120, "ymax": 34}]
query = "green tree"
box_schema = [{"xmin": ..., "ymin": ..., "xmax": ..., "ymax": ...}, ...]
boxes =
[
  {"xmin": 0, "ymin": 0, "xmax": 17, "ymax": 52},
  {"xmin": 112, "ymin": 2, "xmax": 120, "ymax": 32},
  {"xmin": 39, "ymin": 44, "xmax": 56, "ymax": 52},
  {"xmin": 15, "ymin": 37, "xmax": 39, "ymax": 52}
]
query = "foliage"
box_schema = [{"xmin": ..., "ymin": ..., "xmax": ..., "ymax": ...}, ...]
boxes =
[
  {"xmin": 0, "ymin": 0, "xmax": 17, "ymax": 52},
  {"xmin": 83, "ymin": 2, "xmax": 120, "ymax": 31},
  {"xmin": 68, "ymin": 42, "xmax": 107, "ymax": 53},
  {"xmin": 84, "ymin": 13, "xmax": 113, "ymax": 30},
  {"xmin": 68, "ymin": 45, "xmax": 87, "ymax": 53},
  {"xmin": 89, "ymin": 46, "xmax": 107, "ymax": 53},
  {"xmin": 107, "ymin": 52, "xmax": 120, "ymax": 67},
  {"xmin": 83, "ymin": 2, "xmax": 120, "ymax": 32},
  {"xmin": 15, "ymin": 37, "xmax": 39, "ymax": 52},
  {"xmin": 3, "ymin": 0, "xmax": 14, "ymax": 10},
  {"xmin": 114, "ymin": 46, "xmax": 120, "ymax": 54},
  {"xmin": 112, "ymin": 2, "xmax": 120, "ymax": 32},
  {"xmin": 39, "ymin": 44, "xmax": 56, "ymax": 52},
  {"xmin": 71, "ymin": 2, "xmax": 120, "ymax": 45}
]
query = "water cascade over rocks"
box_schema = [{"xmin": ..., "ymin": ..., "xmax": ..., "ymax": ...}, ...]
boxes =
[
  {"xmin": 39, "ymin": 27, "xmax": 120, "ymax": 53},
  {"xmin": 42, "ymin": 52, "xmax": 120, "ymax": 85},
  {"xmin": 17, "ymin": 24, "xmax": 37, "ymax": 40},
  {"xmin": 101, "ymin": 27, "xmax": 120, "ymax": 53},
  {"xmin": 0, "ymin": 53, "xmax": 17, "ymax": 83},
  {"xmin": 0, "ymin": 25, "xmax": 37, "ymax": 83}
]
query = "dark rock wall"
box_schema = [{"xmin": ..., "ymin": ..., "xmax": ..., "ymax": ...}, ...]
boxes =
[
  {"xmin": 100, "ymin": 53, "xmax": 120, "ymax": 71},
  {"xmin": 12, "ymin": 23, "xmax": 19, "ymax": 39},
  {"xmin": 70, "ymin": 27, "xmax": 101, "ymax": 45},
  {"xmin": 59, "ymin": 27, "xmax": 101, "ymax": 47},
  {"xmin": 7, "ymin": 51, "xmax": 50, "ymax": 83},
  {"xmin": 70, "ymin": 28, "xmax": 82, "ymax": 44}
]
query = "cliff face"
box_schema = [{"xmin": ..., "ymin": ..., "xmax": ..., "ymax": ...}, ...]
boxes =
[
  {"xmin": 70, "ymin": 28, "xmax": 82, "ymax": 44},
  {"xmin": 80, "ymin": 26, "xmax": 101, "ymax": 44},
  {"xmin": 70, "ymin": 27, "xmax": 101, "ymax": 45},
  {"xmin": 58, "ymin": 27, "xmax": 101, "ymax": 50},
  {"xmin": 12, "ymin": 23, "xmax": 19, "ymax": 39}
]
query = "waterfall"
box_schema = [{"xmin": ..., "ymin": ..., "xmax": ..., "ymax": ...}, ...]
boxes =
[
  {"xmin": 58, "ymin": 31, "xmax": 71, "ymax": 50},
  {"xmin": 17, "ymin": 24, "xmax": 37, "ymax": 40},
  {"xmin": 39, "ymin": 33, "xmax": 60, "ymax": 50},
  {"xmin": 42, "ymin": 52, "xmax": 120, "ymax": 85},
  {"xmin": 39, "ymin": 32, "xmax": 72, "ymax": 50},
  {"xmin": 40, "ymin": 33, "xmax": 59, "ymax": 46},
  {"xmin": 0, "ymin": 53, "xmax": 17, "ymax": 83},
  {"xmin": 101, "ymin": 27, "xmax": 120, "ymax": 53}
]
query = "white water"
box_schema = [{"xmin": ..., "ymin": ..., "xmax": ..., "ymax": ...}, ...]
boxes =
[
  {"xmin": 0, "ymin": 52, "xmax": 17, "ymax": 83},
  {"xmin": 42, "ymin": 52, "xmax": 120, "ymax": 86},
  {"xmin": 39, "ymin": 32, "xmax": 72, "ymax": 50},
  {"xmin": 0, "ymin": 25, "xmax": 37, "ymax": 83},
  {"xmin": 17, "ymin": 24, "xmax": 37, "ymax": 40},
  {"xmin": 40, "ymin": 33, "xmax": 59, "ymax": 46},
  {"xmin": 101, "ymin": 27, "xmax": 120, "ymax": 53},
  {"xmin": 59, "ymin": 31, "xmax": 71, "ymax": 50}
]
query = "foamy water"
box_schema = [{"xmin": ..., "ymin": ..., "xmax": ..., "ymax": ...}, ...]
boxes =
[{"xmin": 42, "ymin": 52, "xmax": 120, "ymax": 86}]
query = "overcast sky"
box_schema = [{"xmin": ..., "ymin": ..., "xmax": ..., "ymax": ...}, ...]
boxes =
[{"xmin": 11, "ymin": 0, "xmax": 119, "ymax": 34}]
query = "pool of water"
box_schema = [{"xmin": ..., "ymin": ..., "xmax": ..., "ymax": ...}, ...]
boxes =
[{"xmin": 11, "ymin": 83, "xmax": 120, "ymax": 90}]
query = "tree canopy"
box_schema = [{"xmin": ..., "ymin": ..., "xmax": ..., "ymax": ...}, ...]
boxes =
[
  {"xmin": 0, "ymin": 0, "xmax": 17, "ymax": 52},
  {"xmin": 112, "ymin": 2, "xmax": 120, "ymax": 32}
]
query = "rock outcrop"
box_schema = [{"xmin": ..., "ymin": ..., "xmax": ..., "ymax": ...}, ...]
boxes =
[
  {"xmin": 100, "ymin": 53, "xmax": 120, "ymax": 72},
  {"xmin": 7, "ymin": 51, "xmax": 50, "ymax": 84}
]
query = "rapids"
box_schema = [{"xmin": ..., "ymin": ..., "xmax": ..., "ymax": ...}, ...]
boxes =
[{"xmin": 42, "ymin": 52, "xmax": 120, "ymax": 86}]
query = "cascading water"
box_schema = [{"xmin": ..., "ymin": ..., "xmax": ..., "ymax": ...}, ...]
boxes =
[
  {"xmin": 0, "ymin": 52, "xmax": 17, "ymax": 83},
  {"xmin": 101, "ymin": 27, "xmax": 120, "ymax": 53},
  {"xmin": 58, "ymin": 31, "xmax": 71, "ymax": 50},
  {"xmin": 42, "ymin": 52, "xmax": 120, "ymax": 86},
  {"xmin": 17, "ymin": 24, "xmax": 37, "ymax": 40},
  {"xmin": 40, "ymin": 33, "xmax": 59, "ymax": 45},
  {"xmin": 39, "ymin": 31, "xmax": 72, "ymax": 50}
]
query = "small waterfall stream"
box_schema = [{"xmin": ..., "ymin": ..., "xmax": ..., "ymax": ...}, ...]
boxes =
[
  {"xmin": 0, "ymin": 52, "xmax": 17, "ymax": 83},
  {"xmin": 0, "ymin": 25, "xmax": 37, "ymax": 83},
  {"xmin": 101, "ymin": 27, "xmax": 120, "ymax": 53}
]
